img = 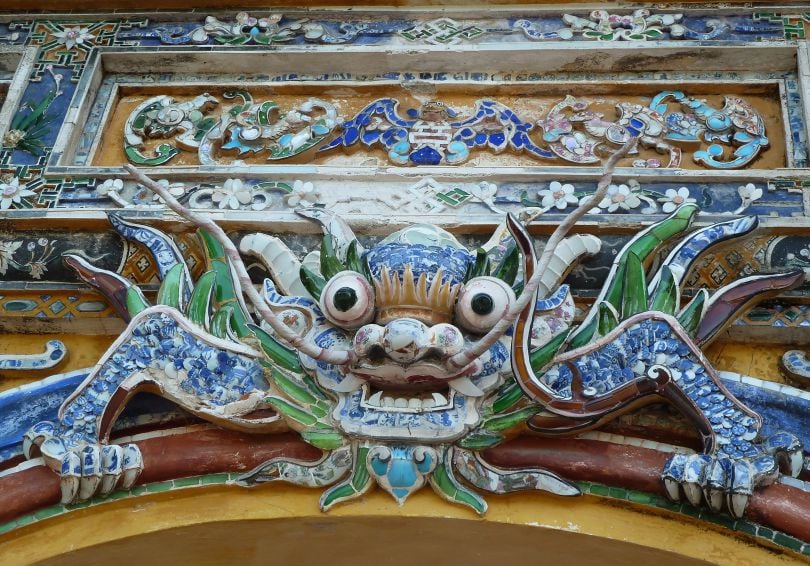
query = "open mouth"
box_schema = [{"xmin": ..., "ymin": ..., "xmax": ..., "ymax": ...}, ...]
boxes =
[
  {"xmin": 331, "ymin": 360, "xmax": 486, "ymax": 399},
  {"xmin": 359, "ymin": 383, "xmax": 455, "ymax": 412}
]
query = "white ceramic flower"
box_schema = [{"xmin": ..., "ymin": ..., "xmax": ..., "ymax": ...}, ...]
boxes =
[
  {"xmin": 538, "ymin": 181, "xmax": 578, "ymax": 210},
  {"xmin": 97, "ymin": 179, "xmax": 123, "ymax": 196},
  {"xmin": 53, "ymin": 26, "xmax": 94, "ymax": 50},
  {"xmin": 150, "ymin": 179, "xmax": 186, "ymax": 203},
  {"xmin": 471, "ymin": 181, "xmax": 497, "ymax": 201},
  {"xmin": 738, "ymin": 183, "xmax": 763, "ymax": 203},
  {"xmin": 596, "ymin": 184, "xmax": 641, "ymax": 213},
  {"xmin": 658, "ymin": 186, "xmax": 696, "ymax": 213},
  {"xmin": 284, "ymin": 180, "xmax": 322, "ymax": 207},
  {"xmin": 212, "ymin": 179, "xmax": 252, "ymax": 210},
  {"xmin": 235, "ymin": 12, "xmax": 279, "ymax": 30},
  {"xmin": 0, "ymin": 177, "xmax": 35, "ymax": 210}
]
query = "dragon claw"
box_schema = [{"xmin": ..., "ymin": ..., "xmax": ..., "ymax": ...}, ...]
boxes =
[
  {"xmin": 704, "ymin": 457, "xmax": 731, "ymax": 513},
  {"xmin": 662, "ymin": 447, "xmax": 786, "ymax": 519},
  {"xmin": 682, "ymin": 453, "xmax": 711, "ymax": 506},
  {"xmin": 100, "ymin": 445, "xmax": 124, "ymax": 495},
  {"xmin": 762, "ymin": 431, "xmax": 804, "ymax": 477},
  {"xmin": 23, "ymin": 421, "xmax": 56, "ymax": 460},
  {"xmin": 60, "ymin": 452, "xmax": 82, "ymax": 504},
  {"xmin": 24, "ymin": 420, "xmax": 143, "ymax": 503},
  {"xmin": 121, "ymin": 444, "xmax": 144, "ymax": 490},
  {"xmin": 54, "ymin": 443, "xmax": 142, "ymax": 503},
  {"xmin": 78, "ymin": 445, "xmax": 102, "ymax": 501}
]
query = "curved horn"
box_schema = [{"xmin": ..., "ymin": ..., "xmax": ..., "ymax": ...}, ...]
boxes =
[
  {"xmin": 296, "ymin": 207, "xmax": 362, "ymax": 259},
  {"xmin": 123, "ymin": 164, "xmax": 354, "ymax": 366},
  {"xmin": 446, "ymin": 137, "xmax": 637, "ymax": 371}
]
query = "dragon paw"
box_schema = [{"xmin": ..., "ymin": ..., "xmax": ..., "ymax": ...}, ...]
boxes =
[
  {"xmin": 24, "ymin": 421, "xmax": 143, "ymax": 504},
  {"xmin": 661, "ymin": 431, "xmax": 803, "ymax": 518}
]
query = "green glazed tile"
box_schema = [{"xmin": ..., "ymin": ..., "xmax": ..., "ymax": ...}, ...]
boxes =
[
  {"xmin": 201, "ymin": 473, "xmax": 230, "ymax": 485},
  {"xmin": 146, "ymin": 481, "xmax": 173, "ymax": 493},
  {"xmin": 34, "ymin": 506, "xmax": 64, "ymax": 521},
  {"xmin": 588, "ymin": 484, "xmax": 610, "ymax": 497},
  {"xmin": 773, "ymin": 532, "xmax": 804, "ymax": 552},
  {"xmin": 734, "ymin": 521, "xmax": 758, "ymax": 537},
  {"xmin": 107, "ymin": 490, "xmax": 131, "ymax": 500},
  {"xmin": 14, "ymin": 514, "xmax": 35, "ymax": 526},
  {"xmin": 627, "ymin": 491, "xmax": 654, "ymax": 505},
  {"xmin": 680, "ymin": 504, "xmax": 702, "ymax": 518},
  {"xmin": 173, "ymin": 476, "xmax": 202, "ymax": 487}
]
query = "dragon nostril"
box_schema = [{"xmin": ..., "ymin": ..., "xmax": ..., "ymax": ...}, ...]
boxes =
[{"xmin": 367, "ymin": 345, "xmax": 386, "ymax": 364}]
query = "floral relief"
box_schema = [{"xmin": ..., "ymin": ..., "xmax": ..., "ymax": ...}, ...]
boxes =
[
  {"xmin": 283, "ymin": 180, "xmax": 322, "ymax": 207},
  {"xmin": 594, "ymin": 183, "xmax": 642, "ymax": 213},
  {"xmin": 0, "ymin": 237, "xmax": 57, "ymax": 279},
  {"xmin": 538, "ymin": 181, "xmax": 578, "ymax": 210},
  {"xmin": 211, "ymin": 179, "xmax": 252, "ymax": 210},
  {"xmin": 52, "ymin": 26, "xmax": 95, "ymax": 50},
  {"xmin": 658, "ymin": 187, "xmax": 696, "ymax": 213},
  {"xmin": 0, "ymin": 177, "xmax": 36, "ymax": 210}
]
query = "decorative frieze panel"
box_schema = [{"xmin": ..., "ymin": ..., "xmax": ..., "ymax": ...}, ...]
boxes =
[
  {"xmin": 118, "ymin": 11, "xmax": 793, "ymax": 47},
  {"xmin": 85, "ymin": 85, "xmax": 784, "ymax": 171}
]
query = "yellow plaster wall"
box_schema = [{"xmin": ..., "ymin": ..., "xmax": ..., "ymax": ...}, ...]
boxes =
[
  {"xmin": 0, "ymin": 486, "xmax": 801, "ymax": 565},
  {"xmin": 0, "ymin": 334, "xmax": 114, "ymax": 392},
  {"xmin": 706, "ymin": 342, "xmax": 791, "ymax": 384}
]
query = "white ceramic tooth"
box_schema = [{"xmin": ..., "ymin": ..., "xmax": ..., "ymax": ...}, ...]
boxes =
[
  {"xmin": 663, "ymin": 478, "xmax": 681, "ymax": 501},
  {"xmin": 367, "ymin": 391, "xmax": 383, "ymax": 406},
  {"xmin": 448, "ymin": 377, "xmax": 484, "ymax": 397},
  {"xmin": 383, "ymin": 396, "xmax": 395, "ymax": 407},
  {"xmin": 408, "ymin": 398, "xmax": 421, "ymax": 409},
  {"xmin": 432, "ymin": 392, "xmax": 448, "ymax": 406},
  {"xmin": 683, "ymin": 482, "xmax": 702, "ymax": 506},
  {"xmin": 394, "ymin": 398, "xmax": 408, "ymax": 408},
  {"xmin": 332, "ymin": 373, "xmax": 365, "ymax": 393},
  {"xmin": 422, "ymin": 399, "xmax": 436, "ymax": 409},
  {"xmin": 730, "ymin": 493, "xmax": 749, "ymax": 518},
  {"xmin": 790, "ymin": 451, "xmax": 804, "ymax": 477}
]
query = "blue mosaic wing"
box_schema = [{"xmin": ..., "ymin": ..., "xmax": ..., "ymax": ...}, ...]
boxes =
[
  {"xmin": 451, "ymin": 99, "xmax": 555, "ymax": 159},
  {"xmin": 318, "ymin": 98, "xmax": 412, "ymax": 152}
]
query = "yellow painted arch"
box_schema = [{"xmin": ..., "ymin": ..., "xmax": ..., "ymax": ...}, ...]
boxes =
[{"xmin": 0, "ymin": 485, "xmax": 801, "ymax": 565}]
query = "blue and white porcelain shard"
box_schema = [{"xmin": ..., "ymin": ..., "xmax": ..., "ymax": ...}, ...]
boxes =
[
  {"xmin": 0, "ymin": 340, "xmax": 66, "ymax": 371},
  {"xmin": 108, "ymin": 213, "xmax": 193, "ymax": 304}
]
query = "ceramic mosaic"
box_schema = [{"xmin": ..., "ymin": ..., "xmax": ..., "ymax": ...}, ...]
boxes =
[{"xmin": 2, "ymin": 6, "xmax": 810, "ymax": 558}]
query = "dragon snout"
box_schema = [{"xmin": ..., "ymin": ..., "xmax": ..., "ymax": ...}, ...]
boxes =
[{"xmin": 354, "ymin": 318, "xmax": 464, "ymax": 364}]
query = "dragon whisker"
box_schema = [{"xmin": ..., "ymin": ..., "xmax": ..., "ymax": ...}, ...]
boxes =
[
  {"xmin": 123, "ymin": 163, "xmax": 355, "ymax": 366},
  {"xmin": 446, "ymin": 137, "xmax": 638, "ymax": 371}
]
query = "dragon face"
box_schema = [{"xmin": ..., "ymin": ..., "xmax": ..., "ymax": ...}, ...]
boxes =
[{"xmin": 299, "ymin": 224, "xmax": 513, "ymax": 443}]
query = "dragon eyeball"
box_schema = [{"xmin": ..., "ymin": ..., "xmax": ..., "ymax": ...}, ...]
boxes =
[
  {"xmin": 320, "ymin": 271, "xmax": 376, "ymax": 328},
  {"xmin": 455, "ymin": 276, "xmax": 515, "ymax": 334}
]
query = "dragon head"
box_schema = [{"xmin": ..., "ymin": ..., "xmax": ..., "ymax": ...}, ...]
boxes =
[{"xmin": 289, "ymin": 216, "xmax": 515, "ymax": 443}]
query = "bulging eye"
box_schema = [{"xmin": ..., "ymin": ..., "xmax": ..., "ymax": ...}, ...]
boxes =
[
  {"xmin": 321, "ymin": 271, "xmax": 375, "ymax": 328},
  {"xmin": 455, "ymin": 276, "xmax": 515, "ymax": 334}
]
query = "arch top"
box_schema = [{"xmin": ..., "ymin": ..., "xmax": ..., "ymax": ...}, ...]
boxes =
[{"xmin": 0, "ymin": 486, "xmax": 795, "ymax": 566}]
